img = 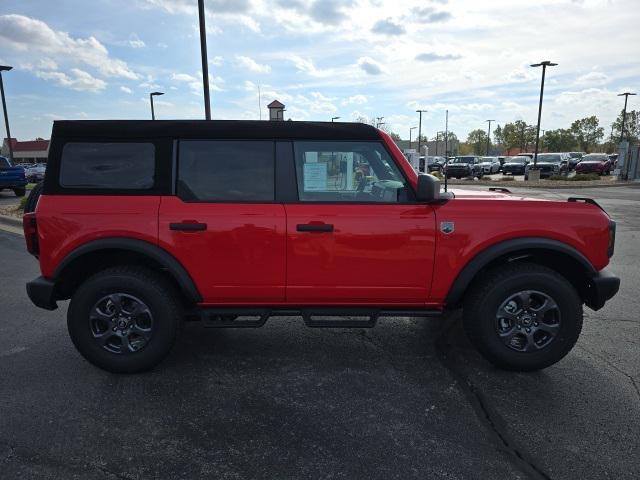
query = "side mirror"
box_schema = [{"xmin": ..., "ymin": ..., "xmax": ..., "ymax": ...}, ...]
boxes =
[{"xmin": 416, "ymin": 174, "xmax": 440, "ymax": 202}]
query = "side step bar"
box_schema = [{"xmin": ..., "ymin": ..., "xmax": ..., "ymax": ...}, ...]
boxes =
[{"xmin": 195, "ymin": 307, "xmax": 443, "ymax": 328}]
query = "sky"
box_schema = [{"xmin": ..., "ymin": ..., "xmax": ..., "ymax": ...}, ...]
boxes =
[{"xmin": 0, "ymin": 0, "xmax": 639, "ymax": 142}]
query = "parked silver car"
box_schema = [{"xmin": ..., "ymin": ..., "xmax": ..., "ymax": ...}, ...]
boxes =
[{"xmin": 479, "ymin": 156, "xmax": 501, "ymax": 174}]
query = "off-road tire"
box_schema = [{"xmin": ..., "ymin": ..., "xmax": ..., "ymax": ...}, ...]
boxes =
[
  {"xmin": 67, "ymin": 266, "xmax": 182, "ymax": 373},
  {"xmin": 23, "ymin": 182, "xmax": 43, "ymax": 213},
  {"xmin": 463, "ymin": 263, "xmax": 583, "ymax": 371}
]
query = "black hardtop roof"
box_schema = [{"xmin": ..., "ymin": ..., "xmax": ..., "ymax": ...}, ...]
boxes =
[{"xmin": 51, "ymin": 120, "xmax": 382, "ymax": 141}]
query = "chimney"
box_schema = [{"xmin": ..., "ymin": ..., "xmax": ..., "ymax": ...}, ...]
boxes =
[{"xmin": 267, "ymin": 100, "xmax": 285, "ymax": 121}]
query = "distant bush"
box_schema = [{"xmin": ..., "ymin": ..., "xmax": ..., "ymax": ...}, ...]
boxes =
[
  {"xmin": 548, "ymin": 173, "xmax": 600, "ymax": 181},
  {"xmin": 500, "ymin": 176, "xmax": 515, "ymax": 181},
  {"xmin": 431, "ymin": 171, "xmax": 443, "ymax": 179}
]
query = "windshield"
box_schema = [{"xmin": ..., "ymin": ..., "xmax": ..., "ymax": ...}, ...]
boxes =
[
  {"xmin": 481, "ymin": 157, "xmax": 496, "ymax": 162},
  {"xmin": 582, "ymin": 154, "xmax": 608, "ymax": 162},
  {"xmin": 506, "ymin": 157, "xmax": 526, "ymax": 164},
  {"xmin": 536, "ymin": 154, "xmax": 562, "ymax": 162},
  {"xmin": 569, "ymin": 152, "xmax": 583, "ymax": 158},
  {"xmin": 0, "ymin": 156, "xmax": 12, "ymax": 168},
  {"xmin": 453, "ymin": 157, "xmax": 475, "ymax": 163}
]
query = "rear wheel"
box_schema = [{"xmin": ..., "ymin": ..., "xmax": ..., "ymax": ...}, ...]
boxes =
[
  {"xmin": 13, "ymin": 187, "xmax": 26, "ymax": 197},
  {"xmin": 23, "ymin": 182, "xmax": 43, "ymax": 213},
  {"xmin": 67, "ymin": 266, "xmax": 182, "ymax": 373},
  {"xmin": 463, "ymin": 263, "xmax": 583, "ymax": 371}
]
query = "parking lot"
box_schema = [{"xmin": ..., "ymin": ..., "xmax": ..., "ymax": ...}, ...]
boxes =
[{"xmin": 1, "ymin": 185, "xmax": 639, "ymax": 479}]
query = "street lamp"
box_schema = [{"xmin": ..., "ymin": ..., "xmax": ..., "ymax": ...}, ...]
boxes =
[
  {"xmin": 0, "ymin": 65, "xmax": 13, "ymax": 162},
  {"xmin": 530, "ymin": 61, "xmax": 557, "ymax": 171},
  {"xmin": 618, "ymin": 92, "xmax": 637, "ymax": 142},
  {"xmin": 409, "ymin": 126, "xmax": 417, "ymax": 150},
  {"xmin": 331, "ymin": 116, "xmax": 340, "ymax": 122},
  {"xmin": 416, "ymin": 109, "xmax": 427, "ymax": 155},
  {"xmin": 198, "ymin": 0, "xmax": 211, "ymax": 120},
  {"xmin": 485, "ymin": 119, "xmax": 495, "ymax": 156},
  {"xmin": 149, "ymin": 92, "xmax": 164, "ymax": 120}
]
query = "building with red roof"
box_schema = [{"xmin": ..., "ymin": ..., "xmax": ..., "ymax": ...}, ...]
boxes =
[{"xmin": 1, "ymin": 137, "xmax": 50, "ymax": 164}]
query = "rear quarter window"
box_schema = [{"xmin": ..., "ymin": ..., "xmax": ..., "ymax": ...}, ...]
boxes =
[{"xmin": 59, "ymin": 143, "xmax": 155, "ymax": 189}]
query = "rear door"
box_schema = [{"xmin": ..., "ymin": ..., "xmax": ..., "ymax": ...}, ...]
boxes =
[
  {"xmin": 158, "ymin": 140, "xmax": 286, "ymax": 303},
  {"xmin": 285, "ymin": 140, "xmax": 436, "ymax": 305}
]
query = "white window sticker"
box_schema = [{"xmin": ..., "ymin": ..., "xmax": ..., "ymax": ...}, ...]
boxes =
[{"xmin": 303, "ymin": 162, "xmax": 327, "ymax": 191}]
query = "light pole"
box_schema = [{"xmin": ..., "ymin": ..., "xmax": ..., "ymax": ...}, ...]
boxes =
[
  {"xmin": 618, "ymin": 92, "xmax": 637, "ymax": 142},
  {"xmin": 409, "ymin": 126, "xmax": 417, "ymax": 150},
  {"xmin": 149, "ymin": 92, "xmax": 164, "ymax": 120},
  {"xmin": 531, "ymin": 61, "xmax": 557, "ymax": 170},
  {"xmin": 198, "ymin": 0, "xmax": 211, "ymax": 120},
  {"xmin": 375, "ymin": 116, "xmax": 384, "ymax": 128},
  {"xmin": 331, "ymin": 116, "xmax": 340, "ymax": 122},
  {"xmin": 444, "ymin": 110, "xmax": 449, "ymax": 157},
  {"xmin": 0, "ymin": 65, "xmax": 13, "ymax": 162},
  {"xmin": 485, "ymin": 119, "xmax": 495, "ymax": 156},
  {"xmin": 416, "ymin": 109, "xmax": 427, "ymax": 155}
]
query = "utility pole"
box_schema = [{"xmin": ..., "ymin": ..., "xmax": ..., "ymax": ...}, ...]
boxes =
[
  {"xmin": 416, "ymin": 109, "xmax": 427, "ymax": 155},
  {"xmin": 198, "ymin": 0, "xmax": 211, "ymax": 120},
  {"xmin": 531, "ymin": 61, "xmax": 557, "ymax": 171},
  {"xmin": 331, "ymin": 116, "xmax": 340, "ymax": 122},
  {"xmin": 375, "ymin": 116, "xmax": 384, "ymax": 128},
  {"xmin": 485, "ymin": 119, "xmax": 495, "ymax": 156},
  {"xmin": 0, "ymin": 65, "xmax": 13, "ymax": 162}
]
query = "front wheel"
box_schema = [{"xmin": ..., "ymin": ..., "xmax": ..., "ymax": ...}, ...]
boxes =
[
  {"xmin": 463, "ymin": 263, "xmax": 583, "ymax": 371},
  {"xmin": 67, "ymin": 266, "xmax": 182, "ymax": 373}
]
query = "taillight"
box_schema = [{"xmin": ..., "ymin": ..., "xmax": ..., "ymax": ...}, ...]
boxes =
[
  {"xmin": 608, "ymin": 220, "xmax": 616, "ymax": 258},
  {"xmin": 23, "ymin": 212, "xmax": 39, "ymax": 256}
]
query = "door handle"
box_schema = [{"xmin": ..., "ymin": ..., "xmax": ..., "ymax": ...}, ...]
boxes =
[
  {"xmin": 296, "ymin": 223, "xmax": 334, "ymax": 232},
  {"xmin": 170, "ymin": 222, "xmax": 207, "ymax": 231}
]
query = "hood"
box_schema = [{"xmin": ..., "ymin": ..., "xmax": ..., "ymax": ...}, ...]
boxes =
[
  {"xmin": 579, "ymin": 161, "xmax": 605, "ymax": 165},
  {"xmin": 449, "ymin": 188, "xmax": 548, "ymax": 202}
]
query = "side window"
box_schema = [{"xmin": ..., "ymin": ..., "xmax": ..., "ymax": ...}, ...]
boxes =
[
  {"xmin": 60, "ymin": 143, "xmax": 155, "ymax": 189},
  {"xmin": 177, "ymin": 140, "xmax": 274, "ymax": 202},
  {"xmin": 0, "ymin": 156, "xmax": 10, "ymax": 168},
  {"xmin": 293, "ymin": 141, "xmax": 410, "ymax": 203}
]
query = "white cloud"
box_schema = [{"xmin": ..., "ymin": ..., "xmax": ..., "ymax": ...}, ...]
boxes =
[
  {"xmin": 36, "ymin": 68, "xmax": 106, "ymax": 92},
  {"xmin": 120, "ymin": 86, "xmax": 133, "ymax": 94},
  {"xmin": 210, "ymin": 56, "xmax": 223, "ymax": 66},
  {"xmin": 342, "ymin": 94, "xmax": 368, "ymax": 105},
  {"xmin": 236, "ymin": 55, "xmax": 271, "ymax": 73},
  {"xmin": 0, "ymin": 14, "xmax": 138, "ymax": 80},
  {"xmin": 575, "ymin": 71, "xmax": 610, "ymax": 86},
  {"xmin": 172, "ymin": 72, "xmax": 198, "ymax": 82},
  {"xmin": 128, "ymin": 34, "xmax": 145, "ymax": 49}
]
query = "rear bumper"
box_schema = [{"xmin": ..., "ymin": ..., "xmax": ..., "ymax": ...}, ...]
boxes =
[
  {"xmin": 0, "ymin": 180, "xmax": 27, "ymax": 189},
  {"xmin": 585, "ymin": 270, "xmax": 620, "ymax": 311},
  {"xmin": 26, "ymin": 276, "xmax": 58, "ymax": 310}
]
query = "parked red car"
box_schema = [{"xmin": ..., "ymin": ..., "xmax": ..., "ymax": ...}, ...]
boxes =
[
  {"xmin": 574, "ymin": 153, "xmax": 612, "ymax": 175},
  {"xmin": 23, "ymin": 120, "xmax": 619, "ymax": 373}
]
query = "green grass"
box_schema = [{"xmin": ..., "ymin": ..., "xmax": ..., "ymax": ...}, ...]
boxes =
[
  {"xmin": 19, "ymin": 196, "xmax": 28, "ymax": 211},
  {"xmin": 548, "ymin": 173, "xmax": 601, "ymax": 181}
]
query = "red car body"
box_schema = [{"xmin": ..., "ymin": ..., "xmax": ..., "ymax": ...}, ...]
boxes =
[{"xmin": 26, "ymin": 125, "xmax": 615, "ymax": 312}]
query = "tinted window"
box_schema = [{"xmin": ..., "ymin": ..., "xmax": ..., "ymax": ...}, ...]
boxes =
[
  {"xmin": 0, "ymin": 156, "xmax": 10, "ymax": 168},
  {"xmin": 294, "ymin": 141, "xmax": 409, "ymax": 203},
  {"xmin": 583, "ymin": 154, "xmax": 608, "ymax": 161},
  {"xmin": 60, "ymin": 143, "xmax": 155, "ymax": 189},
  {"xmin": 537, "ymin": 154, "xmax": 562, "ymax": 162},
  {"xmin": 177, "ymin": 140, "xmax": 274, "ymax": 202}
]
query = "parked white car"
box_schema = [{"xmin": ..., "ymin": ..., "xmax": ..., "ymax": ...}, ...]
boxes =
[
  {"xmin": 24, "ymin": 163, "xmax": 47, "ymax": 182},
  {"xmin": 479, "ymin": 156, "xmax": 501, "ymax": 174}
]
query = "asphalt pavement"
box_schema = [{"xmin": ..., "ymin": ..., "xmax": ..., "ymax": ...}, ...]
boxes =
[{"xmin": 1, "ymin": 185, "xmax": 639, "ymax": 479}]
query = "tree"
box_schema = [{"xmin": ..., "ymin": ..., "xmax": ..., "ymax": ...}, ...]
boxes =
[
  {"xmin": 570, "ymin": 116, "xmax": 604, "ymax": 152},
  {"xmin": 542, "ymin": 128, "xmax": 577, "ymax": 152},
  {"xmin": 501, "ymin": 120, "xmax": 534, "ymax": 150},
  {"xmin": 611, "ymin": 109, "xmax": 640, "ymax": 144},
  {"xmin": 493, "ymin": 124, "xmax": 504, "ymax": 149},
  {"xmin": 465, "ymin": 129, "xmax": 488, "ymax": 155}
]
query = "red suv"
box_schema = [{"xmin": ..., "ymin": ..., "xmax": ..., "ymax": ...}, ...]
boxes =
[{"xmin": 24, "ymin": 120, "xmax": 619, "ymax": 373}]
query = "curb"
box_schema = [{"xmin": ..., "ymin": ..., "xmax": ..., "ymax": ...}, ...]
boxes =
[
  {"xmin": 444, "ymin": 181, "xmax": 640, "ymax": 190},
  {"xmin": 0, "ymin": 214, "xmax": 22, "ymax": 228}
]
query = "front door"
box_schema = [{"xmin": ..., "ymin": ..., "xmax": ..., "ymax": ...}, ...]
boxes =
[
  {"xmin": 285, "ymin": 140, "xmax": 436, "ymax": 305},
  {"xmin": 159, "ymin": 140, "xmax": 286, "ymax": 303}
]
